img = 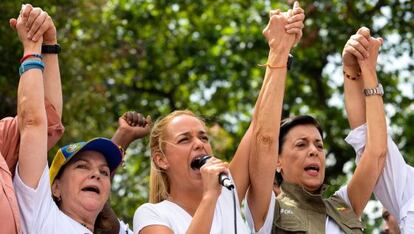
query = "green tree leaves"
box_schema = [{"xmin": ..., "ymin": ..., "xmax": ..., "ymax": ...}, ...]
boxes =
[{"xmin": 1, "ymin": 0, "xmax": 413, "ymax": 232}]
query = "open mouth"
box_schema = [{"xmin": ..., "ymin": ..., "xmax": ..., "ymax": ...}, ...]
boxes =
[
  {"xmin": 304, "ymin": 165, "xmax": 320, "ymax": 173},
  {"xmin": 81, "ymin": 185, "xmax": 100, "ymax": 194},
  {"xmin": 190, "ymin": 155, "xmax": 211, "ymax": 170}
]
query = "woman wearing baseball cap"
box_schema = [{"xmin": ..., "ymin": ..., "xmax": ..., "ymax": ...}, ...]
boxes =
[
  {"xmin": 15, "ymin": 115, "xmax": 149, "ymax": 234},
  {"xmin": 15, "ymin": 109, "xmax": 150, "ymax": 234}
]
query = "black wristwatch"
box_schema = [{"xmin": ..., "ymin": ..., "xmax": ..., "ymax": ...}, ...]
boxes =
[
  {"xmin": 287, "ymin": 54, "xmax": 293, "ymax": 70},
  {"xmin": 41, "ymin": 44, "xmax": 61, "ymax": 54}
]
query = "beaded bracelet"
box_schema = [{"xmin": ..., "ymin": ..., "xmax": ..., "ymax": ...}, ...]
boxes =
[
  {"xmin": 20, "ymin": 53, "xmax": 43, "ymax": 64},
  {"xmin": 19, "ymin": 59, "xmax": 45, "ymax": 76},
  {"xmin": 343, "ymin": 70, "xmax": 361, "ymax": 80}
]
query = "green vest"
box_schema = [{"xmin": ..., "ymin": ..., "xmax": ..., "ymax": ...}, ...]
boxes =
[{"xmin": 272, "ymin": 182, "xmax": 364, "ymax": 234}]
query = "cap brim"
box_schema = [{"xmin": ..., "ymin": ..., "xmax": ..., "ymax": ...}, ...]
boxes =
[{"xmin": 77, "ymin": 138, "xmax": 123, "ymax": 172}]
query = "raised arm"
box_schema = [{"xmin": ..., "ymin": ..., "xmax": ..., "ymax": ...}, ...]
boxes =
[
  {"xmin": 112, "ymin": 111, "xmax": 151, "ymax": 150},
  {"xmin": 247, "ymin": 2, "xmax": 304, "ymax": 231},
  {"xmin": 15, "ymin": 6, "xmax": 48, "ymax": 189},
  {"xmin": 22, "ymin": 4, "xmax": 62, "ymax": 117},
  {"xmin": 94, "ymin": 111, "xmax": 150, "ymax": 234},
  {"xmin": 229, "ymin": 3, "xmax": 304, "ymax": 203},
  {"xmin": 342, "ymin": 29, "xmax": 367, "ymax": 129},
  {"xmin": 10, "ymin": 5, "xmax": 64, "ymax": 151},
  {"xmin": 343, "ymin": 27, "xmax": 387, "ymax": 217},
  {"xmin": 228, "ymin": 124, "xmax": 252, "ymax": 203}
]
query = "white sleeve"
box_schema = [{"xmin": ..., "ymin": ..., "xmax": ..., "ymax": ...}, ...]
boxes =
[
  {"xmin": 400, "ymin": 197, "xmax": 414, "ymax": 234},
  {"xmin": 13, "ymin": 165, "xmax": 56, "ymax": 233},
  {"xmin": 345, "ymin": 124, "xmax": 414, "ymax": 221},
  {"xmin": 334, "ymin": 186, "xmax": 351, "ymax": 207},
  {"xmin": 402, "ymin": 211, "xmax": 414, "ymax": 234},
  {"xmin": 133, "ymin": 204, "xmax": 171, "ymax": 234},
  {"xmin": 245, "ymin": 192, "xmax": 275, "ymax": 234}
]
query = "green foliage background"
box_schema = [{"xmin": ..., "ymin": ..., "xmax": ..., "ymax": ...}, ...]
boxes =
[{"xmin": 1, "ymin": 0, "xmax": 413, "ymax": 233}]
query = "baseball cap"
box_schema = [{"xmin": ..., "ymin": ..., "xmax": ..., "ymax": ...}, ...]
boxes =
[{"xmin": 49, "ymin": 137, "xmax": 123, "ymax": 185}]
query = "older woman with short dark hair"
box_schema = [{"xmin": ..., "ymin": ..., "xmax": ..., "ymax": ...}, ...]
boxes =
[{"xmin": 246, "ymin": 5, "xmax": 387, "ymax": 233}]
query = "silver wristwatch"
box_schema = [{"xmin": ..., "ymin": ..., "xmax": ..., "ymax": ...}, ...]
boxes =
[{"xmin": 363, "ymin": 83, "xmax": 384, "ymax": 96}]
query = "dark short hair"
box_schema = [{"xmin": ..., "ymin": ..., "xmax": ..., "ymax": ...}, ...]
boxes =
[{"xmin": 278, "ymin": 115, "xmax": 323, "ymax": 154}]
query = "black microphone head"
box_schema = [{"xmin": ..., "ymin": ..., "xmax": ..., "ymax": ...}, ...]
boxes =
[{"xmin": 190, "ymin": 155, "xmax": 211, "ymax": 169}]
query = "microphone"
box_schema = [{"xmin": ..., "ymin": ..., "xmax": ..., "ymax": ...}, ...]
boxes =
[{"xmin": 190, "ymin": 155, "xmax": 234, "ymax": 190}]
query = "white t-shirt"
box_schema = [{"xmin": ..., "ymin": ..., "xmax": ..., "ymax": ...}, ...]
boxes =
[
  {"xmin": 245, "ymin": 186, "xmax": 351, "ymax": 234},
  {"xmin": 133, "ymin": 186, "xmax": 249, "ymax": 234},
  {"xmin": 346, "ymin": 123, "xmax": 414, "ymax": 234},
  {"xmin": 13, "ymin": 165, "xmax": 133, "ymax": 234}
]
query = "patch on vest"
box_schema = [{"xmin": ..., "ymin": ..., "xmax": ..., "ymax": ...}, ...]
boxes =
[{"xmin": 280, "ymin": 208, "xmax": 294, "ymax": 215}]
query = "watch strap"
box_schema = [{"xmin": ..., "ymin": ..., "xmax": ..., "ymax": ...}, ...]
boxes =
[
  {"xmin": 287, "ymin": 54, "xmax": 293, "ymax": 70},
  {"xmin": 363, "ymin": 83, "xmax": 384, "ymax": 96},
  {"xmin": 41, "ymin": 44, "xmax": 61, "ymax": 54}
]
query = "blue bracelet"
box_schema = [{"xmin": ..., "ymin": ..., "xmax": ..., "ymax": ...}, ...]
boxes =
[{"xmin": 19, "ymin": 59, "xmax": 45, "ymax": 76}]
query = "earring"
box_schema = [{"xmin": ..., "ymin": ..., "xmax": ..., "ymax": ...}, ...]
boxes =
[
  {"xmin": 276, "ymin": 167, "xmax": 281, "ymax": 173},
  {"xmin": 54, "ymin": 194, "xmax": 61, "ymax": 202}
]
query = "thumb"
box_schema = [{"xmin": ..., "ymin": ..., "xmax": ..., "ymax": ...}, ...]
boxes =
[
  {"xmin": 293, "ymin": 1, "xmax": 300, "ymax": 9},
  {"xmin": 356, "ymin": 27, "xmax": 370, "ymax": 38},
  {"xmin": 377, "ymin": 37, "xmax": 384, "ymax": 45},
  {"xmin": 9, "ymin": 18, "xmax": 17, "ymax": 29},
  {"xmin": 371, "ymin": 37, "xmax": 383, "ymax": 50},
  {"xmin": 371, "ymin": 36, "xmax": 383, "ymax": 44}
]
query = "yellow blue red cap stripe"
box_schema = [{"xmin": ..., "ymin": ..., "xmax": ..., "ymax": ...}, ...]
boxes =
[{"xmin": 49, "ymin": 137, "xmax": 123, "ymax": 185}]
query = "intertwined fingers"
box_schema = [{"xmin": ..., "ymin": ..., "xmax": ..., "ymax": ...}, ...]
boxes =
[
  {"xmin": 346, "ymin": 34, "xmax": 370, "ymax": 60},
  {"xmin": 28, "ymin": 11, "xmax": 47, "ymax": 38},
  {"xmin": 25, "ymin": 7, "xmax": 42, "ymax": 29}
]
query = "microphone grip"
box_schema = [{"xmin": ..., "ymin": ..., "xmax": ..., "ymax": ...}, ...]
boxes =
[{"xmin": 219, "ymin": 173, "xmax": 234, "ymax": 190}]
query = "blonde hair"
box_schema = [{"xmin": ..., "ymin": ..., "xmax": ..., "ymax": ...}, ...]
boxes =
[{"xmin": 149, "ymin": 110, "xmax": 206, "ymax": 203}]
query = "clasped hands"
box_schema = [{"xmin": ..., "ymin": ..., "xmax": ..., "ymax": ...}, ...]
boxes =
[{"xmin": 263, "ymin": 1, "xmax": 305, "ymax": 54}]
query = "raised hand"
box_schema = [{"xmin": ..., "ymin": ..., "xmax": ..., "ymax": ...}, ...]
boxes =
[
  {"xmin": 263, "ymin": 1, "xmax": 304, "ymax": 56},
  {"xmin": 10, "ymin": 4, "xmax": 56, "ymax": 43},
  {"xmin": 263, "ymin": 11, "xmax": 294, "ymax": 53},
  {"xmin": 285, "ymin": 1, "xmax": 305, "ymax": 46},
  {"xmin": 342, "ymin": 27, "xmax": 371, "ymax": 69},
  {"xmin": 9, "ymin": 5, "xmax": 42, "ymax": 51},
  {"xmin": 357, "ymin": 30, "xmax": 383, "ymax": 72},
  {"xmin": 24, "ymin": 4, "xmax": 57, "ymax": 43},
  {"xmin": 343, "ymin": 27, "xmax": 383, "ymax": 75},
  {"xmin": 111, "ymin": 111, "xmax": 152, "ymax": 152},
  {"xmin": 119, "ymin": 111, "xmax": 151, "ymax": 139}
]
